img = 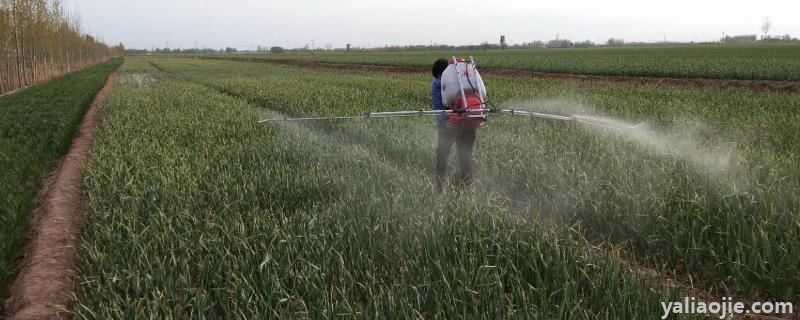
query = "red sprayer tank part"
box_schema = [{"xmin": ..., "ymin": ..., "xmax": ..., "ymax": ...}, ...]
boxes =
[{"xmin": 449, "ymin": 95, "xmax": 486, "ymax": 128}]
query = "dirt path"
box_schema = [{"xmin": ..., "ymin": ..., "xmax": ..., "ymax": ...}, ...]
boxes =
[
  {"xmin": 246, "ymin": 59, "xmax": 800, "ymax": 95},
  {"xmin": 2, "ymin": 69, "xmax": 119, "ymax": 320}
]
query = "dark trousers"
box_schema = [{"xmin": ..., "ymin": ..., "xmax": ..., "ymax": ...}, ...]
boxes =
[{"xmin": 436, "ymin": 125, "xmax": 477, "ymax": 186}]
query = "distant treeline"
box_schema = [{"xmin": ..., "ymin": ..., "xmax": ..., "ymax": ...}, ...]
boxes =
[
  {"xmin": 722, "ymin": 34, "xmax": 798, "ymax": 43},
  {"xmin": 127, "ymin": 34, "xmax": 800, "ymax": 56},
  {"xmin": 125, "ymin": 47, "xmax": 239, "ymax": 55},
  {"xmin": 318, "ymin": 35, "xmax": 799, "ymax": 52},
  {"xmin": 0, "ymin": 0, "xmax": 122, "ymax": 95},
  {"xmin": 258, "ymin": 38, "xmax": 627, "ymax": 52}
]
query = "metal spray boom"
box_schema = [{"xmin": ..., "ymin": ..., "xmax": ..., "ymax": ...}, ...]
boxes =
[
  {"xmin": 258, "ymin": 56, "xmax": 642, "ymax": 131},
  {"xmin": 257, "ymin": 107, "xmax": 642, "ymax": 132}
]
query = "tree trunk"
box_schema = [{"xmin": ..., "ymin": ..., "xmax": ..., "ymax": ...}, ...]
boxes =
[{"xmin": 12, "ymin": 0, "xmax": 24, "ymax": 87}]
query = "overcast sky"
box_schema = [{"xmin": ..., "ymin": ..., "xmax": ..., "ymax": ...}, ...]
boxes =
[{"xmin": 69, "ymin": 0, "xmax": 800, "ymax": 50}]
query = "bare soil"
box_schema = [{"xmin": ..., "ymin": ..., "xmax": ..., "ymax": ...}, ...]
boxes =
[
  {"xmin": 261, "ymin": 59, "xmax": 800, "ymax": 95},
  {"xmin": 2, "ymin": 70, "xmax": 119, "ymax": 320}
]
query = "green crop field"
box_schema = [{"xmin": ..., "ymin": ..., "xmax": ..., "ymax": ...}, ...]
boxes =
[
  {"xmin": 212, "ymin": 44, "xmax": 800, "ymax": 81},
  {"xmin": 0, "ymin": 59, "xmax": 122, "ymax": 292},
  {"xmin": 68, "ymin": 56, "xmax": 799, "ymax": 318}
]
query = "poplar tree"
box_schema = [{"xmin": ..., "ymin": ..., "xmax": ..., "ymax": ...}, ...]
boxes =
[{"xmin": 0, "ymin": 0, "xmax": 121, "ymax": 94}]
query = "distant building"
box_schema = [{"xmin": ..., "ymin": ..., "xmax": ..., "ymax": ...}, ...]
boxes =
[{"xmin": 547, "ymin": 39, "xmax": 573, "ymax": 48}]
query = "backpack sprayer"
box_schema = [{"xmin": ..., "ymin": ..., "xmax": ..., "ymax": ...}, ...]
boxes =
[{"xmin": 258, "ymin": 56, "xmax": 641, "ymax": 132}]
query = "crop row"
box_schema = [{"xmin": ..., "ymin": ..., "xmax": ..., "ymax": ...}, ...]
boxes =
[
  {"xmin": 0, "ymin": 58, "xmax": 121, "ymax": 295},
  {"xmin": 149, "ymin": 57, "xmax": 800, "ymax": 301},
  {"xmin": 72, "ymin": 57, "xmax": 678, "ymax": 318},
  {"xmin": 72, "ymin": 56, "xmax": 799, "ymax": 317},
  {"xmin": 214, "ymin": 44, "xmax": 800, "ymax": 81}
]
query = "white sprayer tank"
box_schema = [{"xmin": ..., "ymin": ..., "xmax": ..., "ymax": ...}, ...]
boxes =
[{"xmin": 441, "ymin": 58, "xmax": 487, "ymax": 107}]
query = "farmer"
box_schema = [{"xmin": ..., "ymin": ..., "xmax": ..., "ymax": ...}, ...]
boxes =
[{"xmin": 431, "ymin": 58, "xmax": 478, "ymax": 191}]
